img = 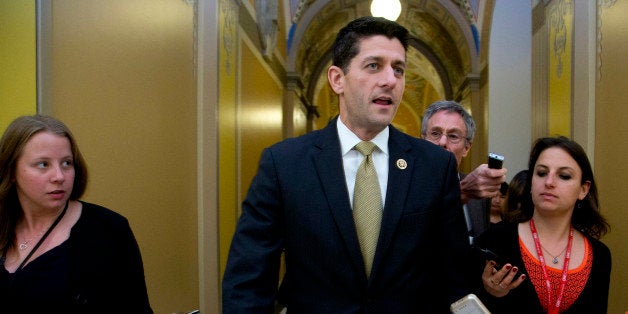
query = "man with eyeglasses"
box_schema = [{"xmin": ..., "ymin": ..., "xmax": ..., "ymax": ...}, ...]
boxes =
[{"xmin": 421, "ymin": 100, "xmax": 507, "ymax": 244}]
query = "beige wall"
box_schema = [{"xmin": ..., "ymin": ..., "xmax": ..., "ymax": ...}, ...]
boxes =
[
  {"xmin": 0, "ymin": 1, "xmax": 36, "ymax": 130},
  {"xmin": 238, "ymin": 39, "xmax": 284, "ymax": 206},
  {"xmin": 46, "ymin": 1, "xmax": 198, "ymax": 312},
  {"xmin": 596, "ymin": 2, "xmax": 628, "ymax": 313}
]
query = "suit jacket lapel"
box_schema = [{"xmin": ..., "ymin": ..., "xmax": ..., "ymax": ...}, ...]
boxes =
[
  {"xmin": 372, "ymin": 127, "xmax": 413, "ymax": 273},
  {"xmin": 313, "ymin": 119, "xmax": 365, "ymax": 276}
]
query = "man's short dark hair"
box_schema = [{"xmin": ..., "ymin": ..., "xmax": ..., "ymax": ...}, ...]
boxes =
[{"xmin": 331, "ymin": 16, "xmax": 409, "ymax": 73}]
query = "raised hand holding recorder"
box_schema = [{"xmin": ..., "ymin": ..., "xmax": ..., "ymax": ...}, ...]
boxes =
[{"xmin": 459, "ymin": 153, "xmax": 508, "ymax": 203}]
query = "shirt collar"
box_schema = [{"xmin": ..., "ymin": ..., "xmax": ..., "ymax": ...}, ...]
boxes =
[{"xmin": 337, "ymin": 118, "xmax": 389, "ymax": 156}]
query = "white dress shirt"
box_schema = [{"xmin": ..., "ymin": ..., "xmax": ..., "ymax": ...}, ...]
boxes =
[{"xmin": 337, "ymin": 118, "xmax": 389, "ymax": 209}]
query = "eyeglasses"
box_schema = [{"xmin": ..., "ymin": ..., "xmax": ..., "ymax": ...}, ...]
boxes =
[{"xmin": 425, "ymin": 131, "xmax": 467, "ymax": 144}]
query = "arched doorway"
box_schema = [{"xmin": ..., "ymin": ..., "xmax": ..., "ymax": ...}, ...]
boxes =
[{"xmin": 285, "ymin": 0, "xmax": 490, "ymax": 170}]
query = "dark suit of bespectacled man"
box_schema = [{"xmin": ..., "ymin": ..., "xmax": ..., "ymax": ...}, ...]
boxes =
[{"xmin": 222, "ymin": 16, "xmax": 472, "ymax": 313}]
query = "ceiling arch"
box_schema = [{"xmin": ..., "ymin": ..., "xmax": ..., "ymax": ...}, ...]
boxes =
[
  {"xmin": 284, "ymin": 0, "xmax": 483, "ymax": 130},
  {"xmin": 286, "ymin": 0, "xmax": 480, "ymax": 84}
]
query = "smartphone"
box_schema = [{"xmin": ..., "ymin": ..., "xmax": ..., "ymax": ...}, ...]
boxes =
[
  {"xmin": 450, "ymin": 293, "xmax": 491, "ymax": 314},
  {"xmin": 473, "ymin": 246, "xmax": 506, "ymax": 269},
  {"xmin": 488, "ymin": 152, "xmax": 504, "ymax": 169},
  {"xmin": 473, "ymin": 246, "xmax": 524, "ymax": 279}
]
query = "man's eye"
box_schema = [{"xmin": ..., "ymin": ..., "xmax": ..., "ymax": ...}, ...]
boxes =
[
  {"xmin": 367, "ymin": 63, "xmax": 378, "ymax": 70},
  {"xmin": 394, "ymin": 67, "xmax": 404, "ymax": 76},
  {"xmin": 430, "ymin": 131, "xmax": 442, "ymax": 137},
  {"xmin": 448, "ymin": 134, "xmax": 461, "ymax": 140}
]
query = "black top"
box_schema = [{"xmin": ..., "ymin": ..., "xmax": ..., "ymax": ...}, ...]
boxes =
[{"xmin": 0, "ymin": 201, "xmax": 152, "ymax": 313}]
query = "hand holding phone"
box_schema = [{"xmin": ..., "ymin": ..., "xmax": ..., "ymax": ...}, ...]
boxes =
[
  {"xmin": 473, "ymin": 246, "xmax": 506, "ymax": 269},
  {"xmin": 474, "ymin": 245, "xmax": 524, "ymax": 280},
  {"xmin": 488, "ymin": 152, "xmax": 504, "ymax": 169}
]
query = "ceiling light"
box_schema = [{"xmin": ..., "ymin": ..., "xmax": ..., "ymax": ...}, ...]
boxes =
[{"xmin": 370, "ymin": 0, "xmax": 402, "ymax": 21}]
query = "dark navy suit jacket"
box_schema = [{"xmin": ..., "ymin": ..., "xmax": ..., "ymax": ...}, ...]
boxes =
[
  {"xmin": 461, "ymin": 172, "xmax": 491, "ymax": 245},
  {"xmin": 222, "ymin": 118, "xmax": 472, "ymax": 313}
]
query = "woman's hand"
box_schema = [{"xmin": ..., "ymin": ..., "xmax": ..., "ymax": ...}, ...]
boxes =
[{"xmin": 482, "ymin": 260, "xmax": 526, "ymax": 297}]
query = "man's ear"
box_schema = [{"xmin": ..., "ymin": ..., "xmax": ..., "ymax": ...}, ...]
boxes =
[
  {"xmin": 328, "ymin": 65, "xmax": 344, "ymax": 94},
  {"xmin": 461, "ymin": 141, "xmax": 472, "ymax": 158}
]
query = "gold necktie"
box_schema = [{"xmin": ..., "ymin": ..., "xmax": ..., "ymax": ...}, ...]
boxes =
[{"xmin": 353, "ymin": 141, "xmax": 383, "ymax": 277}]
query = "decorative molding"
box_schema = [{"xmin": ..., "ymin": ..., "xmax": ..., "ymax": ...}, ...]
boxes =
[
  {"xmin": 255, "ymin": 0, "xmax": 278, "ymax": 58},
  {"xmin": 290, "ymin": 0, "xmax": 307, "ymax": 24},
  {"xmin": 186, "ymin": 0, "xmax": 198, "ymax": 77},
  {"xmin": 452, "ymin": 0, "xmax": 476, "ymax": 24},
  {"xmin": 548, "ymin": 0, "xmax": 572, "ymax": 79},
  {"xmin": 597, "ymin": 0, "xmax": 617, "ymax": 81},
  {"xmin": 532, "ymin": 2, "xmax": 545, "ymax": 35},
  {"xmin": 460, "ymin": 73, "xmax": 481, "ymax": 93},
  {"xmin": 220, "ymin": 0, "xmax": 237, "ymax": 76},
  {"xmin": 598, "ymin": 0, "xmax": 617, "ymax": 6},
  {"xmin": 286, "ymin": 71, "xmax": 304, "ymax": 91},
  {"xmin": 451, "ymin": 0, "xmax": 480, "ymax": 53}
]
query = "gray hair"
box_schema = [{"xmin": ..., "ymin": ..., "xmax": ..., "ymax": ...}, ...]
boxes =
[{"xmin": 421, "ymin": 100, "xmax": 476, "ymax": 142}]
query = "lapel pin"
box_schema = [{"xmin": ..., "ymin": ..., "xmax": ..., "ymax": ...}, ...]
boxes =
[{"xmin": 396, "ymin": 159, "xmax": 407, "ymax": 170}]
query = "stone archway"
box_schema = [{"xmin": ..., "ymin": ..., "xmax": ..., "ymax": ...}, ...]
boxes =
[{"xmin": 284, "ymin": 0, "xmax": 488, "ymax": 169}]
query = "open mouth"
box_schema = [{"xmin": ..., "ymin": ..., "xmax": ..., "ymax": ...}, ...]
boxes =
[{"xmin": 373, "ymin": 97, "xmax": 392, "ymax": 105}]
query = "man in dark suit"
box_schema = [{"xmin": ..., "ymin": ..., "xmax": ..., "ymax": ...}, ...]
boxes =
[
  {"xmin": 222, "ymin": 17, "xmax": 471, "ymax": 313},
  {"xmin": 420, "ymin": 100, "xmax": 507, "ymax": 244}
]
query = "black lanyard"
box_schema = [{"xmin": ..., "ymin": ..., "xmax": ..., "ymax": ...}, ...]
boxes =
[{"xmin": 14, "ymin": 201, "xmax": 69, "ymax": 272}]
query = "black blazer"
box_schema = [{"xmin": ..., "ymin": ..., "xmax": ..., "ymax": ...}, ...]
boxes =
[{"xmin": 222, "ymin": 118, "xmax": 472, "ymax": 313}]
